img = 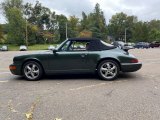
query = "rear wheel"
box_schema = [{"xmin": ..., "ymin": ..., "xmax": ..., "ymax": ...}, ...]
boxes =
[
  {"xmin": 97, "ymin": 60, "xmax": 120, "ymax": 80},
  {"xmin": 23, "ymin": 61, "xmax": 43, "ymax": 80}
]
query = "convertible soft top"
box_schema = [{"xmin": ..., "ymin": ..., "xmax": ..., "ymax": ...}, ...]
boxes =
[{"xmin": 68, "ymin": 38, "xmax": 116, "ymax": 51}]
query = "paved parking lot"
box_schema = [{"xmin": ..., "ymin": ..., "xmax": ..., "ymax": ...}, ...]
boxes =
[{"xmin": 0, "ymin": 48, "xmax": 160, "ymax": 120}]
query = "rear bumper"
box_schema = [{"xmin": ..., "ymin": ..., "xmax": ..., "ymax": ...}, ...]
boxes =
[
  {"xmin": 121, "ymin": 63, "xmax": 142, "ymax": 72},
  {"xmin": 9, "ymin": 64, "xmax": 22, "ymax": 75}
]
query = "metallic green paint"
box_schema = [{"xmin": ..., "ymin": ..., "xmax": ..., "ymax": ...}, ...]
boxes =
[{"xmin": 9, "ymin": 39, "xmax": 142, "ymax": 77}]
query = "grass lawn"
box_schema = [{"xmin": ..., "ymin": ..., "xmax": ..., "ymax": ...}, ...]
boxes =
[
  {"xmin": 28, "ymin": 44, "xmax": 52, "ymax": 50},
  {"xmin": 0, "ymin": 44, "xmax": 57, "ymax": 51}
]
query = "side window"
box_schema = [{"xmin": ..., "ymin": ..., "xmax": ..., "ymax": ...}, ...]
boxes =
[
  {"xmin": 59, "ymin": 40, "xmax": 90, "ymax": 52},
  {"xmin": 68, "ymin": 41, "xmax": 89, "ymax": 51}
]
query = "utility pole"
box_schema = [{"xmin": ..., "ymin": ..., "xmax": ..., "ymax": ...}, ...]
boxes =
[
  {"xmin": 125, "ymin": 28, "xmax": 127, "ymax": 43},
  {"xmin": 25, "ymin": 19, "xmax": 28, "ymax": 46},
  {"xmin": 66, "ymin": 22, "xmax": 68, "ymax": 39}
]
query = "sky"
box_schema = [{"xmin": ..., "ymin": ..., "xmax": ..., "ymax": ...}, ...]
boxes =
[{"xmin": 0, "ymin": 0, "xmax": 160, "ymax": 24}]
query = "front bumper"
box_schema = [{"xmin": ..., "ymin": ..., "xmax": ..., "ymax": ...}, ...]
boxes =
[
  {"xmin": 121, "ymin": 63, "xmax": 142, "ymax": 72},
  {"xmin": 9, "ymin": 64, "xmax": 22, "ymax": 75}
]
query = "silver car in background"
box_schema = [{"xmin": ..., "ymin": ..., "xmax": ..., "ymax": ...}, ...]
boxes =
[
  {"xmin": 19, "ymin": 45, "xmax": 27, "ymax": 51},
  {"xmin": 0, "ymin": 45, "xmax": 8, "ymax": 51}
]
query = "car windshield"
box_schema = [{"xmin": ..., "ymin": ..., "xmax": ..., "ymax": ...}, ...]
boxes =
[{"xmin": 56, "ymin": 39, "xmax": 68, "ymax": 50}]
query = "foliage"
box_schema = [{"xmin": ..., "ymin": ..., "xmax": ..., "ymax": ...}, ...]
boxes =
[
  {"xmin": 148, "ymin": 20, "xmax": 160, "ymax": 42},
  {"xmin": 42, "ymin": 31, "xmax": 54, "ymax": 44},
  {"xmin": 149, "ymin": 29, "xmax": 160, "ymax": 42},
  {"xmin": 81, "ymin": 3, "xmax": 107, "ymax": 39},
  {"xmin": 1, "ymin": 0, "xmax": 160, "ymax": 45},
  {"xmin": 79, "ymin": 30, "xmax": 92, "ymax": 37},
  {"xmin": 0, "ymin": 25, "xmax": 4, "ymax": 43},
  {"xmin": 56, "ymin": 14, "xmax": 67, "ymax": 41},
  {"xmin": 23, "ymin": 1, "xmax": 61, "ymax": 44},
  {"xmin": 108, "ymin": 12, "xmax": 137, "ymax": 41},
  {"xmin": 1, "ymin": 0, "xmax": 25, "ymax": 45},
  {"xmin": 131, "ymin": 21, "xmax": 150, "ymax": 42},
  {"xmin": 26, "ymin": 23, "xmax": 39, "ymax": 45},
  {"xmin": 108, "ymin": 12, "xmax": 160, "ymax": 43},
  {"xmin": 68, "ymin": 15, "xmax": 79, "ymax": 38}
]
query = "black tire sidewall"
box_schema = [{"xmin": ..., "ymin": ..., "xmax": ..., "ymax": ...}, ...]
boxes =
[
  {"xmin": 97, "ymin": 60, "xmax": 120, "ymax": 80},
  {"xmin": 23, "ymin": 61, "xmax": 43, "ymax": 81}
]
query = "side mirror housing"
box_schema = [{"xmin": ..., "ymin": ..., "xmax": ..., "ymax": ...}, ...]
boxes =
[{"xmin": 53, "ymin": 49, "xmax": 57, "ymax": 54}]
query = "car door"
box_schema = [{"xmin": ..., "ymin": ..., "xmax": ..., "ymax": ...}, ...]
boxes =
[
  {"xmin": 86, "ymin": 51, "xmax": 101, "ymax": 70},
  {"xmin": 47, "ymin": 41, "xmax": 90, "ymax": 73}
]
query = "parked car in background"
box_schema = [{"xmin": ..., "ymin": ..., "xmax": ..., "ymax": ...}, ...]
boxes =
[
  {"xmin": 48, "ymin": 45, "xmax": 55, "ymax": 50},
  {"xmin": 10, "ymin": 38, "xmax": 142, "ymax": 81},
  {"xmin": 149, "ymin": 41, "xmax": 160, "ymax": 48},
  {"xmin": 124, "ymin": 43, "xmax": 135, "ymax": 49},
  {"xmin": 134, "ymin": 42, "xmax": 149, "ymax": 49},
  {"xmin": 112, "ymin": 41, "xmax": 125, "ymax": 49},
  {"xmin": 0, "ymin": 45, "xmax": 8, "ymax": 51},
  {"xmin": 112, "ymin": 41, "xmax": 134, "ymax": 50},
  {"xmin": 126, "ymin": 42, "xmax": 135, "ymax": 47},
  {"xmin": 20, "ymin": 45, "xmax": 27, "ymax": 51}
]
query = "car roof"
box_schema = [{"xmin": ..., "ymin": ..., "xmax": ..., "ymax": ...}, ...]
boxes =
[
  {"xmin": 67, "ymin": 38, "xmax": 116, "ymax": 51},
  {"xmin": 68, "ymin": 38, "xmax": 100, "ymax": 42}
]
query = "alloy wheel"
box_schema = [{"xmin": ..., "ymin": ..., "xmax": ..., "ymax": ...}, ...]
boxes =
[
  {"xmin": 23, "ymin": 61, "xmax": 42, "ymax": 80},
  {"xmin": 98, "ymin": 60, "xmax": 119, "ymax": 80}
]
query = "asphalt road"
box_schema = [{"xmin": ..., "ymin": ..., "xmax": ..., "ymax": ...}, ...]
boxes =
[{"xmin": 0, "ymin": 49, "xmax": 160, "ymax": 120}]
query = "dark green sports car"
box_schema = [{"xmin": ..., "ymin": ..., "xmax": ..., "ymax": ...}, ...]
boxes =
[{"xmin": 9, "ymin": 38, "xmax": 142, "ymax": 80}]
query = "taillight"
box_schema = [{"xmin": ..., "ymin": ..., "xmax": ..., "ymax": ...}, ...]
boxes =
[{"xmin": 131, "ymin": 59, "xmax": 138, "ymax": 63}]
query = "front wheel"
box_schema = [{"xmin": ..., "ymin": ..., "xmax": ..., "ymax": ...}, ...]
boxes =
[
  {"xmin": 97, "ymin": 60, "xmax": 120, "ymax": 80},
  {"xmin": 23, "ymin": 61, "xmax": 43, "ymax": 80}
]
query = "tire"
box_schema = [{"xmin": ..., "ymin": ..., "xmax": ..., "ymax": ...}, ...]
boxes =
[
  {"xmin": 97, "ymin": 60, "xmax": 120, "ymax": 80},
  {"xmin": 23, "ymin": 61, "xmax": 43, "ymax": 81}
]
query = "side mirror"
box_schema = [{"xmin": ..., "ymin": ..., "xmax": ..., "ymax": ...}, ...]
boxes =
[{"xmin": 53, "ymin": 49, "xmax": 57, "ymax": 54}]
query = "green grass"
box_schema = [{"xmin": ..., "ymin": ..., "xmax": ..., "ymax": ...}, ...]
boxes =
[
  {"xmin": 28, "ymin": 44, "xmax": 51, "ymax": 50},
  {"xmin": 0, "ymin": 44, "xmax": 57, "ymax": 51},
  {"xmin": 8, "ymin": 45, "xmax": 19, "ymax": 51}
]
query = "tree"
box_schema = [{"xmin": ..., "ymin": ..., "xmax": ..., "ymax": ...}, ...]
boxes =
[
  {"xmin": 24, "ymin": 1, "xmax": 47, "ymax": 44},
  {"xmin": 108, "ymin": 12, "xmax": 137, "ymax": 42},
  {"xmin": 148, "ymin": 20, "xmax": 160, "ymax": 42},
  {"xmin": 131, "ymin": 21, "xmax": 149, "ymax": 42},
  {"xmin": 2, "ymin": 0, "xmax": 23, "ymax": 12},
  {"xmin": 56, "ymin": 14, "xmax": 67, "ymax": 41},
  {"xmin": 148, "ymin": 20, "xmax": 160, "ymax": 30},
  {"xmin": 68, "ymin": 15, "xmax": 79, "ymax": 38},
  {"xmin": 79, "ymin": 30, "xmax": 92, "ymax": 37},
  {"xmin": 7, "ymin": 8, "xmax": 25, "ymax": 45},
  {"xmin": 2, "ymin": 0, "xmax": 25, "ymax": 45},
  {"xmin": 0, "ymin": 25, "xmax": 4, "ymax": 43},
  {"xmin": 149, "ymin": 29, "xmax": 160, "ymax": 42},
  {"xmin": 87, "ymin": 3, "xmax": 107, "ymax": 39},
  {"xmin": 23, "ymin": 1, "xmax": 60, "ymax": 44},
  {"xmin": 42, "ymin": 31, "xmax": 54, "ymax": 44},
  {"xmin": 80, "ymin": 12, "xmax": 89, "ymax": 31},
  {"xmin": 79, "ymin": 4, "xmax": 108, "ymax": 39},
  {"xmin": 26, "ymin": 23, "xmax": 39, "ymax": 45},
  {"xmin": 0, "ymin": 24, "xmax": 9, "ymax": 34}
]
